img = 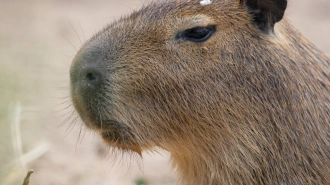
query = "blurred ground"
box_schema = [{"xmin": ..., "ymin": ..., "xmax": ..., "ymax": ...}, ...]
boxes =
[{"xmin": 0, "ymin": 0, "xmax": 329, "ymax": 185}]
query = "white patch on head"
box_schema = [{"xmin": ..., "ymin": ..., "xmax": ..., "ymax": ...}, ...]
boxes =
[{"xmin": 200, "ymin": 0, "xmax": 212, "ymax": 6}]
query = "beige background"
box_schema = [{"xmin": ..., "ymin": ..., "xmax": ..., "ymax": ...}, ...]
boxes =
[{"xmin": 0, "ymin": 0, "xmax": 329, "ymax": 185}]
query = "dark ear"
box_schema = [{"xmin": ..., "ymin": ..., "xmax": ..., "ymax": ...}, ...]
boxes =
[{"xmin": 240, "ymin": 0, "xmax": 287, "ymax": 33}]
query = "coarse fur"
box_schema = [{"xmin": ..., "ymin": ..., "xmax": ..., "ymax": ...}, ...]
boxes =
[{"xmin": 70, "ymin": 0, "xmax": 330, "ymax": 184}]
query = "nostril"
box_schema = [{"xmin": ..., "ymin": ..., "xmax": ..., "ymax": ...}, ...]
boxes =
[
  {"xmin": 86, "ymin": 72, "xmax": 97, "ymax": 81},
  {"xmin": 70, "ymin": 49, "xmax": 105, "ymax": 96},
  {"xmin": 81, "ymin": 67, "xmax": 103, "ymax": 86}
]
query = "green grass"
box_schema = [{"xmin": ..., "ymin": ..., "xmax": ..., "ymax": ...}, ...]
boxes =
[{"xmin": 135, "ymin": 178, "xmax": 148, "ymax": 185}]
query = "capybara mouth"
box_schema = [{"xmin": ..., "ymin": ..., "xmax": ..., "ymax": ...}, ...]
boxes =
[
  {"xmin": 82, "ymin": 118, "xmax": 140, "ymax": 149},
  {"xmin": 101, "ymin": 130, "xmax": 122, "ymax": 143},
  {"xmin": 101, "ymin": 129, "xmax": 142, "ymax": 155},
  {"xmin": 93, "ymin": 120, "xmax": 131, "ymax": 139}
]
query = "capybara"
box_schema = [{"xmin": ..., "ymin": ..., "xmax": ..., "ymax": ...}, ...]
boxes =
[{"xmin": 70, "ymin": 0, "xmax": 330, "ymax": 184}]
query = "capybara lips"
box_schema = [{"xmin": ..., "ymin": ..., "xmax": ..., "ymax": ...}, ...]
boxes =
[
  {"xmin": 101, "ymin": 128, "xmax": 142, "ymax": 155},
  {"xmin": 97, "ymin": 120, "xmax": 131, "ymax": 142},
  {"xmin": 86, "ymin": 119, "xmax": 129, "ymax": 134},
  {"xmin": 101, "ymin": 130, "xmax": 121, "ymax": 142}
]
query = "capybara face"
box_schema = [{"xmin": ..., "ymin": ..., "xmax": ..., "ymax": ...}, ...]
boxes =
[
  {"xmin": 70, "ymin": 0, "xmax": 330, "ymax": 184},
  {"xmin": 70, "ymin": 0, "xmax": 290, "ymax": 152},
  {"xmin": 70, "ymin": 0, "xmax": 258, "ymax": 152}
]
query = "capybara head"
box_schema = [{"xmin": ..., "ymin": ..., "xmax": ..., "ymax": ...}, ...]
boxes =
[{"xmin": 70, "ymin": 0, "xmax": 330, "ymax": 184}]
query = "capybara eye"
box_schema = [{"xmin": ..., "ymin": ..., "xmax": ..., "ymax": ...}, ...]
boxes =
[{"xmin": 176, "ymin": 25, "xmax": 216, "ymax": 42}]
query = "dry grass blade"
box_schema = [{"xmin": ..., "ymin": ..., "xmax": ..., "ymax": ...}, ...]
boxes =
[
  {"xmin": 22, "ymin": 170, "xmax": 34, "ymax": 185},
  {"xmin": 11, "ymin": 102, "xmax": 25, "ymax": 170}
]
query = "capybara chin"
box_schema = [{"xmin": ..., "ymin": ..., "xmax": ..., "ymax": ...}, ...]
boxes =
[{"xmin": 69, "ymin": 0, "xmax": 330, "ymax": 184}]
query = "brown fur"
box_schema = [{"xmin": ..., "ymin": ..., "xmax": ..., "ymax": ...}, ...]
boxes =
[{"xmin": 70, "ymin": 0, "xmax": 330, "ymax": 184}]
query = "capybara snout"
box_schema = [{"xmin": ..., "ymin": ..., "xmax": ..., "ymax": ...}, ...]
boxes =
[
  {"xmin": 70, "ymin": 0, "xmax": 330, "ymax": 184},
  {"xmin": 70, "ymin": 44, "xmax": 106, "ymax": 125}
]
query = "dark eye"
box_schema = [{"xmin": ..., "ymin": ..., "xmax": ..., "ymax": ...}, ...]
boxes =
[{"xmin": 176, "ymin": 25, "xmax": 216, "ymax": 42}]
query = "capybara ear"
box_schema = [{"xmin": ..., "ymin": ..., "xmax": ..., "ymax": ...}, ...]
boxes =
[{"xmin": 239, "ymin": 0, "xmax": 287, "ymax": 33}]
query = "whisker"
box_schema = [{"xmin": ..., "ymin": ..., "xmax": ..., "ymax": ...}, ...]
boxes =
[
  {"xmin": 76, "ymin": 124, "xmax": 85, "ymax": 150},
  {"xmin": 70, "ymin": 22, "xmax": 82, "ymax": 46},
  {"xmin": 62, "ymin": 34, "xmax": 78, "ymax": 52},
  {"xmin": 62, "ymin": 116, "xmax": 78, "ymax": 139},
  {"xmin": 62, "ymin": 53, "xmax": 75, "ymax": 58},
  {"xmin": 78, "ymin": 21, "xmax": 86, "ymax": 43},
  {"xmin": 55, "ymin": 100, "xmax": 72, "ymax": 108},
  {"xmin": 57, "ymin": 108, "xmax": 75, "ymax": 118},
  {"xmin": 59, "ymin": 110, "xmax": 75, "ymax": 128}
]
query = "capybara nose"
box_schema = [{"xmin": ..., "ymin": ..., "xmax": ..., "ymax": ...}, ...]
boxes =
[{"xmin": 70, "ymin": 49, "xmax": 104, "ymax": 96}]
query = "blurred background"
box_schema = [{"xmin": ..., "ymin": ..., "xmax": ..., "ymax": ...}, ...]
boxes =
[{"xmin": 0, "ymin": 0, "xmax": 329, "ymax": 185}]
